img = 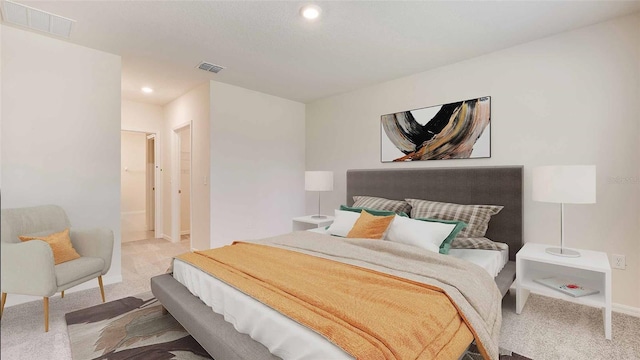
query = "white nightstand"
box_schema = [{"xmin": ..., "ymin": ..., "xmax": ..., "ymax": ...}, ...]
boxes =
[
  {"xmin": 292, "ymin": 215, "xmax": 335, "ymax": 231},
  {"xmin": 516, "ymin": 243, "xmax": 612, "ymax": 339}
]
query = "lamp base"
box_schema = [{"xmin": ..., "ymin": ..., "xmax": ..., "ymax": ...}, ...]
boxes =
[
  {"xmin": 311, "ymin": 215, "xmax": 327, "ymax": 219},
  {"xmin": 545, "ymin": 247, "xmax": 581, "ymax": 258}
]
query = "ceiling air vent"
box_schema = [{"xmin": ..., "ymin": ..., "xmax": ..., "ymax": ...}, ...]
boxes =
[
  {"xmin": 1, "ymin": 0, "xmax": 76, "ymax": 38},
  {"xmin": 196, "ymin": 61, "xmax": 225, "ymax": 74}
]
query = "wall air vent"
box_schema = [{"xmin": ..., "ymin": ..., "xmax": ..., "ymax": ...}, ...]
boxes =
[
  {"xmin": 1, "ymin": 0, "xmax": 75, "ymax": 38},
  {"xmin": 196, "ymin": 61, "xmax": 225, "ymax": 74}
]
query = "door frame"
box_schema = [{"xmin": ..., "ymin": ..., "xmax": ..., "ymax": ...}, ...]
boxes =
[
  {"xmin": 171, "ymin": 121, "xmax": 193, "ymax": 246},
  {"xmin": 120, "ymin": 129, "xmax": 162, "ymax": 239},
  {"xmin": 145, "ymin": 134, "xmax": 156, "ymax": 233}
]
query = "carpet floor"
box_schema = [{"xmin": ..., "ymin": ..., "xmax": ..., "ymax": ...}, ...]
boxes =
[{"xmin": 500, "ymin": 292, "xmax": 640, "ymax": 359}]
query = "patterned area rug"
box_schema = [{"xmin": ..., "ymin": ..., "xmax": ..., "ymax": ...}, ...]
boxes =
[
  {"xmin": 65, "ymin": 292, "xmax": 212, "ymax": 360},
  {"xmin": 66, "ymin": 293, "xmax": 532, "ymax": 360},
  {"xmin": 462, "ymin": 343, "xmax": 532, "ymax": 360}
]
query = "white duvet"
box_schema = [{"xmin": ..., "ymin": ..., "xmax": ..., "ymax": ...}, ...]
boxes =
[{"xmin": 173, "ymin": 258, "xmax": 353, "ymax": 360}]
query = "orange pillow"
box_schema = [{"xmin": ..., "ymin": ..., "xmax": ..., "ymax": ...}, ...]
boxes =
[
  {"xmin": 346, "ymin": 210, "xmax": 395, "ymax": 239},
  {"xmin": 19, "ymin": 228, "xmax": 81, "ymax": 265}
]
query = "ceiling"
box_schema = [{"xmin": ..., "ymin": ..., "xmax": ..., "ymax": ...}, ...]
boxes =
[{"xmin": 6, "ymin": 1, "xmax": 640, "ymax": 105}]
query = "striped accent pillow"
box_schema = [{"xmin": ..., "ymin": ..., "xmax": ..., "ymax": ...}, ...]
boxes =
[
  {"xmin": 405, "ymin": 199, "xmax": 503, "ymax": 238},
  {"xmin": 352, "ymin": 196, "xmax": 412, "ymax": 215},
  {"xmin": 340, "ymin": 205, "xmax": 408, "ymax": 217},
  {"xmin": 451, "ymin": 237, "xmax": 508, "ymax": 251}
]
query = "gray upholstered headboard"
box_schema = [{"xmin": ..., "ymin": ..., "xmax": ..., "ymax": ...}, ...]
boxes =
[{"xmin": 346, "ymin": 166, "xmax": 523, "ymax": 260}]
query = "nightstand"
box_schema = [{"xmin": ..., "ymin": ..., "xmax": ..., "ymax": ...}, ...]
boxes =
[
  {"xmin": 516, "ymin": 243, "xmax": 611, "ymax": 339},
  {"xmin": 292, "ymin": 215, "xmax": 334, "ymax": 231}
]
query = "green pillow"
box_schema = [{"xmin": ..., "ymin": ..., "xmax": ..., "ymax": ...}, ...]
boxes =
[
  {"xmin": 339, "ymin": 205, "xmax": 409, "ymax": 217},
  {"xmin": 415, "ymin": 218, "xmax": 467, "ymax": 254}
]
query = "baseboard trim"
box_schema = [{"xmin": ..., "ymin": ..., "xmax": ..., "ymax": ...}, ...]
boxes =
[
  {"xmin": 3, "ymin": 273, "xmax": 123, "ymax": 308},
  {"xmin": 613, "ymin": 303, "xmax": 640, "ymax": 318},
  {"xmin": 180, "ymin": 230, "xmax": 190, "ymax": 235},
  {"xmin": 162, "ymin": 234, "xmax": 173, "ymax": 242}
]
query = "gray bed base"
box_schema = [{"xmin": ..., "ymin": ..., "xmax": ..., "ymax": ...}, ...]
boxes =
[
  {"xmin": 151, "ymin": 166, "xmax": 523, "ymax": 360},
  {"xmin": 151, "ymin": 273, "xmax": 280, "ymax": 360}
]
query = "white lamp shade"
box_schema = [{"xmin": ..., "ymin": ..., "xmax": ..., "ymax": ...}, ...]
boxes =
[
  {"xmin": 305, "ymin": 171, "xmax": 333, "ymax": 191},
  {"xmin": 532, "ymin": 165, "xmax": 596, "ymax": 204}
]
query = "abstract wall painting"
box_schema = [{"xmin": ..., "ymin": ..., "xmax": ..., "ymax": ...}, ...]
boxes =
[{"xmin": 381, "ymin": 97, "xmax": 491, "ymax": 162}]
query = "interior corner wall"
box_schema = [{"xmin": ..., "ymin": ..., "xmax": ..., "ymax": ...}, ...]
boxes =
[
  {"xmin": 163, "ymin": 83, "xmax": 210, "ymax": 250},
  {"xmin": 121, "ymin": 99, "xmax": 165, "ymax": 236},
  {"xmin": 179, "ymin": 129, "xmax": 191, "ymax": 233},
  {"xmin": 305, "ymin": 14, "xmax": 640, "ymax": 308},
  {"xmin": 0, "ymin": 24, "xmax": 3, "ymax": 189},
  {"xmin": 1, "ymin": 26, "xmax": 122, "ymax": 306},
  {"xmin": 209, "ymin": 81, "xmax": 305, "ymax": 249},
  {"xmin": 120, "ymin": 131, "xmax": 147, "ymax": 233},
  {"xmin": 638, "ymin": 54, "xmax": 640, "ymax": 309}
]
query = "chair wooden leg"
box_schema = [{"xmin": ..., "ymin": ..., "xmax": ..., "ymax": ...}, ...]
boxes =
[
  {"xmin": 43, "ymin": 297, "xmax": 49, "ymax": 332},
  {"xmin": 98, "ymin": 276, "xmax": 105, "ymax": 303},
  {"xmin": 61, "ymin": 291, "xmax": 64, "ymax": 299},
  {"xmin": 1, "ymin": 293, "xmax": 7, "ymax": 318}
]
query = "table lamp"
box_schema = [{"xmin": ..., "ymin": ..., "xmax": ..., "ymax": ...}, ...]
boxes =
[
  {"xmin": 305, "ymin": 171, "xmax": 333, "ymax": 219},
  {"xmin": 532, "ymin": 165, "xmax": 596, "ymax": 257}
]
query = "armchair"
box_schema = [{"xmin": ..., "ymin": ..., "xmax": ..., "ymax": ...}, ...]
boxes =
[{"xmin": 0, "ymin": 205, "xmax": 114, "ymax": 332}]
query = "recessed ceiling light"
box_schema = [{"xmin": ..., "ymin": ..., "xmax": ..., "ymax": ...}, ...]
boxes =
[
  {"xmin": 300, "ymin": 5, "xmax": 321, "ymax": 20},
  {"xmin": 141, "ymin": 87, "xmax": 153, "ymax": 94}
]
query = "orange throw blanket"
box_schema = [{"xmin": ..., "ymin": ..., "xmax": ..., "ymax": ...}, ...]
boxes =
[{"xmin": 177, "ymin": 242, "xmax": 475, "ymax": 360}]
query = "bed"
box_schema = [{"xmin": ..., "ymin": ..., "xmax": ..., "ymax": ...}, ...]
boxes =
[{"xmin": 151, "ymin": 166, "xmax": 523, "ymax": 360}]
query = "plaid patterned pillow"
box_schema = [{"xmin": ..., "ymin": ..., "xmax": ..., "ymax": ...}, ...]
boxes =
[
  {"xmin": 451, "ymin": 237, "xmax": 508, "ymax": 251},
  {"xmin": 352, "ymin": 196, "xmax": 412, "ymax": 215},
  {"xmin": 405, "ymin": 199, "xmax": 503, "ymax": 238}
]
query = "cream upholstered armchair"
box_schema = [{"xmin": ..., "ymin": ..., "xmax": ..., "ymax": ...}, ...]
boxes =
[{"xmin": 0, "ymin": 205, "xmax": 114, "ymax": 332}]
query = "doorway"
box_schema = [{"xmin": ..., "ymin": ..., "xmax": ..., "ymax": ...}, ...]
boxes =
[
  {"xmin": 120, "ymin": 130, "xmax": 160, "ymax": 243},
  {"xmin": 172, "ymin": 122, "xmax": 192, "ymax": 248}
]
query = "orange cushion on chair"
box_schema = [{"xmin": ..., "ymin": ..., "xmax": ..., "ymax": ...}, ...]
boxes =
[{"xmin": 19, "ymin": 228, "xmax": 81, "ymax": 265}]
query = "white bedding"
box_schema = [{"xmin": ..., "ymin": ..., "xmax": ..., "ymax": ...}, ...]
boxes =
[
  {"xmin": 308, "ymin": 226, "xmax": 509, "ymax": 277},
  {"xmin": 173, "ymin": 259, "xmax": 353, "ymax": 360},
  {"xmin": 173, "ymin": 232, "xmax": 508, "ymax": 360},
  {"xmin": 448, "ymin": 248, "xmax": 508, "ymax": 278}
]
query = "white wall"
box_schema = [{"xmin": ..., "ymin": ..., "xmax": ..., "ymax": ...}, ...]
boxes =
[
  {"xmin": 163, "ymin": 83, "xmax": 210, "ymax": 250},
  {"xmin": 306, "ymin": 14, "xmax": 640, "ymax": 308},
  {"xmin": 210, "ymin": 81, "xmax": 305, "ymax": 249},
  {"xmin": 121, "ymin": 131, "xmax": 147, "ymax": 213},
  {"xmin": 120, "ymin": 131, "xmax": 147, "ymax": 232},
  {"xmin": 0, "ymin": 24, "xmax": 3, "ymax": 189},
  {"xmin": 179, "ymin": 128, "xmax": 191, "ymax": 233},
  {"xmin": 122, "ymin": 99, "xmax": 164, "ymax": 133},
  {"xmin": 121, "ymin": 99, "xmax": 164, "ymax": 237},
  {"xmin": 637, "ymin": 46, "xmax": 640, "ymax": 311},
  {"xmin": 1, "ymin": 26, "xmax": 122, "ymax": 305}
]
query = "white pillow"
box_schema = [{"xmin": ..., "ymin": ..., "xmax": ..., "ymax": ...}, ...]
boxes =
[
  {"xmin": 385, "ymin": 215, "xmax": 458, "ymax": 253},
  {"xmin": 326, "ymin": 209, "xmax": 361, "ymax": 237}
]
